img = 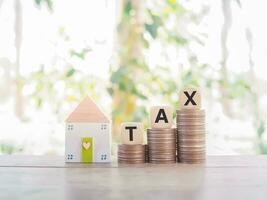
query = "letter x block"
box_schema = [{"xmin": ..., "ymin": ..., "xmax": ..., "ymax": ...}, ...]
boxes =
[
  {"xmin": 121, "ymin": 122, "xmax": 144, "ymax": 145},
  {"xmin": 150, "ymin": 106, "xmax": 173, "ymax": 129},
  {"xmin": 179, "ymin": 87, "xmax": 201, "ymax": 109}
]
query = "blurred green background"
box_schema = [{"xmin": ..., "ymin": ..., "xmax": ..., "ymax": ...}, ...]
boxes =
[{"xmin": 0, "ymin": 0, "xmax": 266, "ymax": 155}]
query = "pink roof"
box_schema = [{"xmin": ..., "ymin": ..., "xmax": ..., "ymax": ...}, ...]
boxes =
[{"xmin": 65, "ymin": 96, "xmax": 110, "ymax": 123}]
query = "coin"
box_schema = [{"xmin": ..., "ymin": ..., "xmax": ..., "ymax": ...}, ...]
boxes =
[
  {"xmin": 176, "ymin": 109, "xmax": 206, "ymax": 163},
  {"xmin": 149, "ymin": 151, "xmax": 176, "ymax": 155},
  {"xmin": 118, "ymin": 144, "xmax": 146, "ymax": 164},
  {"xmin": 118, "ymin": 144, "xmax": 145, "ymax": 150},
  {"xmin": 179, "ymin": 140, "xmax": 205, "ymax": 146},
  {"xmin": 178, "ymin": 127, "xmax": 206, "ymax": 136},
  {"xmin": 147, "ymin": 135, "xmax": 176, "ymax": 139},
  {"xmin": 147, "ymin": 139, "xmax": 176, "ymax": 142},
  {"xmin": 149, "ymin": 146, "xmax": 176, "ymax": 150},
  {"xmin": 149, "ymin": 157, "xmax": 176, "ymax": 160},
  {"xmin": 177, "ymin": 116, "xmax": 205, "ymax": 120},
  {"xmin": 178, "ymin": 149, "xmax": 205, "ymax": 153},
  {"xmin": 149, "ymin": 160, "xmax": 176, "ymax": 164},
  {"xmin": 178, "ymin": 146, "xmax": 205, "ymax": 152},
  {"xmin": 118, "ymin": 160, "xmax": 145, "ymax": 164},
  {"xmin": 148, "ymin": 145, "xmax": 176, "ymax": 149},
  {"xmin": 179, "ymin": 153, "xmax": 205, "ymax": 159},
  {"xmin": 179, "ymin": 159, "xmax": 205, "ymax": 164},
  {"xmin": 176, "ymin": 109, "xmax": 205, "ymax": 114},
  {"xmin": 118, "ymin": 153, "xmax": 145, "ymax": 158},
  {"xmin": 147, "ymin": 127, "xmax": 177, "ymax": 163},
  {"xmin": 177, "ymin": 122, "xmax": 205, "ymax": 127},
  {"xmin": 179, "ymin": 157, "xmax": 206, "ymax": 161},
  {"xmin": 147, "ymin": 128, "xmax": 176, "ymax": 132},
  {"xmin": 178, "ymin": 134, "xmax": 205, "ymax": 139}
]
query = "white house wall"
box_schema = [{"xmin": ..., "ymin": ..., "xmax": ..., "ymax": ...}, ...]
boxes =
[{"xmin": 65, "ymin": 123, "xmax": 111, "ymax": 163}]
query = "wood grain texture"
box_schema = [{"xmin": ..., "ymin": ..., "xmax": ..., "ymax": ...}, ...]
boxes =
[
  {"xmin": 121, "ymin": 122, "xmax": 144, "ymax": 144},
  {"xmin": 179, "ymin": 87, "xmax": 202, "ymax": 109},
  {"xmin": 150, "ymin": 106, "xmax": 173, "ymax": 129},
  {"xmin": 0, "ymin": 155, "xmax": 267, "ymax": 200}
]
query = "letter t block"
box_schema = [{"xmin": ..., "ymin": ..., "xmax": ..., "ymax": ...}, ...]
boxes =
[{"xmin": 121, "ymin": 122, "xmax": 144, "ymax": 145}]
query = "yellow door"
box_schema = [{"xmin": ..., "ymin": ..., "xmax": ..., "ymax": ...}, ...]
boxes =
[{"xmin": 81, "ymin": 137, "xmax": 93, "ymax": 163}]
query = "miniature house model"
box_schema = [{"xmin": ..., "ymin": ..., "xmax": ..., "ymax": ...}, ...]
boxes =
[{"xmin": 65, "ymin": 96, "xmax": 111, "ymax": 163}]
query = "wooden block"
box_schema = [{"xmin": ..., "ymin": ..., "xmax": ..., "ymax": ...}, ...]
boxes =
[
  {"xmin": 179, "ymin": 87, "xmax": 201, "ymax": 109},
  {"xmin": 150, "ymin": 106, "xmax": 173, "ymax": 129},
  {"xmin": 121, "ymin": 122, "xmax": 144, "ymax": 145}
]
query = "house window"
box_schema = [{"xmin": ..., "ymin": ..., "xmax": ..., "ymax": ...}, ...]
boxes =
[
  {"xmin": 101, "ymin": 154, "xmax": 107, "ymax": 160},
  {"xmin": 67, "ymin": 154, "xmax": 74, "ymax": 160},
  {"xmin": 67, "ymin": 124, "xmax": 74, "ymax": 131},
  {"xmin": 101, "ymin": 124, "xmax": 107, "ymax": 130}
]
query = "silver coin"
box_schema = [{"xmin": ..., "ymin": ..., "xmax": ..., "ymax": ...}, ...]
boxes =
[
  {"xmin": 147, "ymin": 135, "xmax": 176, "ymax": 139},
  {"xmin": 118, "ymin": 144, "xmax": 145, "ymax": 150},
  {"xmin": 179, "ymin": 154, "xmax": 206, "ymax": 159},
  {"xmin": 179, "ymin": 159, "xmax": 205, "ymax": 164},
  {"xmin": 176, "ymin": 122, "xmax": 205, "ymax": 127},
  {"xmin": 178, "ymin": 150, "xmax": 206, "ymax": 154},
  {"xmin": 176, "ymin": 109, "xmax": 205, "ymax": 114},
  {"xmin": 178, "ymin": 146, "xmax": 206, "ymax": 151},
  {"xmin": 148, "ymin": 144, "xmax": 176, "ymax": 149},
  {"xmin": 176, "ymin": 116, "xmax": 205, "ymax": 120},
  {"xmin": 118, "ymin": 152, "xmax": 145, "ymax": 157},
  {"xmin": 178, "ymin": 129, "xmax": 205, "ymax": 133},
  {"xmin": 149, "ymin": 160, "xmax": 176, "ymax": 164},
  {"xmin": 148, "ymin": 141, "xmax": 176, "ymax": 145},
  {"xmin": 118, "ymin": 160, "xmax": 146, "ymax": 164},
  {"xmin": 148, "ymin": 145, "xmax": 176, "ymax": 149},
  {"xmin": 118, "ymin": 157, "xmax": 145, "ymax": 161},
  {"xmin": 147, "ymin": 128, "xmax": 176, "ymax": 132},
  {"xmin": 149, "ymin": 155, "xmax": 176, "ymax": 158},
  {"xmin": 149, "ymin": 150, "xmax": 176, "ymax": 153},
  {"xmin": 149, "ymin": 157, "xmax": 176, "ymax": 161},
  {"xmin": 148, "ymin": 138, "xmax": 176, "ymax": 141},
  {"xmin": 178, "ymin": 141, "xmax": 205, "ymax": 145},
  {"xmin": 178, "ymin": 134, "xmax": 205, "ymax": 139}
]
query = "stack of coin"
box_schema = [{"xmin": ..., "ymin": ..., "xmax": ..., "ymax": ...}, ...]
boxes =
[
  {"xmin": 176, "ymin": 109, "xmax": 206, "ymax": 164},
  {"xmin": 145, "ymin": 144, "xmax": 149, "ymax": 162},
  {"xmin": 147, "ymin": 128, "xmax": 177, "ymax": 164},
  {"xmin": 117, "ymin": 144, "xmax": 146, "ymax": 164}
]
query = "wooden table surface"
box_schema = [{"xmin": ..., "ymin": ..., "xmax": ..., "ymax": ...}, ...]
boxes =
[{"xmin": 0, "ymin": 155, "xmax": 266, "ymax": 200}]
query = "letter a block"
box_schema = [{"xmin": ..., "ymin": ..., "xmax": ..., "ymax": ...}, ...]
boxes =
[
  {"xmin": 150, "ymin": 106, "xmax": 173, "ymax": 129},
  {"xmin": 121, "ymin": 122, "xmax": 144, "ymax": 145},
  {"xmin": 179, "ymin": 87, "xmax": 201, "ymax": 109}
]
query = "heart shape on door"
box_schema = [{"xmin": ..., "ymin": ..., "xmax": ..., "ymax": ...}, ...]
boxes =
[{"xmin": 83, "ymin": 142, "xmax": 91, "ymax": 150}]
